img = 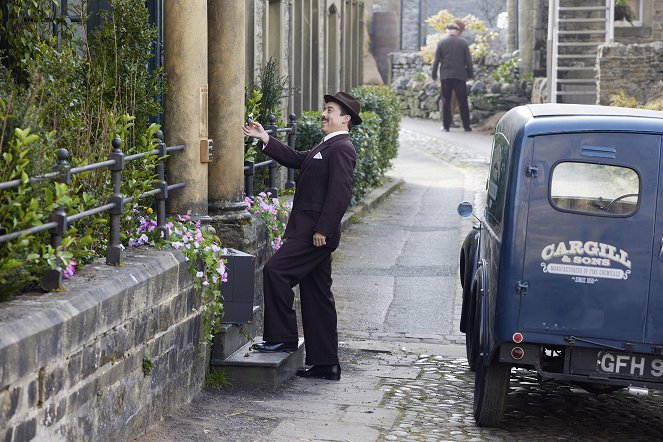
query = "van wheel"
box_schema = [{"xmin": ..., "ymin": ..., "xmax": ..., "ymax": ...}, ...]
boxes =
[
  {"xmin": 465, "ymin": 288, "xmax": 480, "ymax": 371},
  {"xmin": 473, "ymin": 354, "xmax": 511, "ymax": 427}
]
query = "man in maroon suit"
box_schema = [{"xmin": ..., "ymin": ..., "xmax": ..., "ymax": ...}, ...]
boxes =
[{"xmin": 241, "ymin": 91, "xmax": 361, "ymax": 381}]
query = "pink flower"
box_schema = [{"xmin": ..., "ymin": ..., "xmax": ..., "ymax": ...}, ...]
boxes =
[{"xmin": 63, "ymin": 259, "xmax": 77, "ymax": 279}]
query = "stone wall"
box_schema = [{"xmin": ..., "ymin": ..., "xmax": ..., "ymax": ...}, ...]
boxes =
[
  {"xmin": 389, "ymin": 51, "xmax": 530, "ymax": 123},
  {"xmin": 0, "ymin": 248, "xmax": 203, "ymax": 441},
  {"xmin": 597, "ymin": 41, "xmax": 663, "ymax": 105}
]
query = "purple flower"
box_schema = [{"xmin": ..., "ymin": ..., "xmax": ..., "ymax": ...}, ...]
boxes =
[{"xmin": 63, "ymin": 259, "xmax": 77, "ymax": 279}]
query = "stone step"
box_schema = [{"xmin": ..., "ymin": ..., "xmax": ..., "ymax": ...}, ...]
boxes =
[
  {"xmin": 210, "ymin": 338, "xmax": 305, "ymax": 389},
  {"xmin": 210, "ymin": 306, "xmax": 260, "ymax": 360}
]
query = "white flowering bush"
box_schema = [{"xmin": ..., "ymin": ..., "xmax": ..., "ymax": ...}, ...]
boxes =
[
  {"xmin": 127, "ymin": 205, "xmax": 228, "ymax": 344},
  {"xmin": 245, "ymin": 192, "xmax": 291, "ymax": 251}
]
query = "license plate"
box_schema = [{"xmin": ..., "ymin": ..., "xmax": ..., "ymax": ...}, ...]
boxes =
[{"xmin": 570, "ymin": 349, "xmax": 663, "ymax": 381}]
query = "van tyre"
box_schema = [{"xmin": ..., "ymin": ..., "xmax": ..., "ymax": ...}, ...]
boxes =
[
  {"xmin": 473, "ymin": 355, "xmax": 511, "ymax": 427},
  {"xmin": 465, "ymin": 286, "xmax": 480, "ymax": 371}
]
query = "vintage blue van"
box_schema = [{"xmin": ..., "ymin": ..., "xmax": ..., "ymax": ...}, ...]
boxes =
[{"xmin": 458, "ymin": 103, "xmax": 663, "ymax": 427}]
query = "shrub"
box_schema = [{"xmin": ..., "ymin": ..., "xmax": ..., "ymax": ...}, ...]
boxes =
[
  {"xmin": 350, "ymin": 85, "xmax": 401, "ymax": 172},
  {"xmin": 0, "ymin": 0, "xmax": 165, "ymax": 299}
]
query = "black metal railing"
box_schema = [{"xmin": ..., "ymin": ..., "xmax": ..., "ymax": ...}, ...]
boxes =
[
  {"xmin": 0, "ymin": 131, "xmax": 185, "ymax": 290},
  {"xmin": 244, "ymin": 113, "xmax": 297, "ymax": 198}
]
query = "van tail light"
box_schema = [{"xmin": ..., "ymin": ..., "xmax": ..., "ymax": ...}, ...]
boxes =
[
  {"xmin": 511, "ymin": 347, "xmax": 524, "ymax": 360},
  {"xmin": 512, "ymin": 332, "xmax": 523, "ymax": 343}
]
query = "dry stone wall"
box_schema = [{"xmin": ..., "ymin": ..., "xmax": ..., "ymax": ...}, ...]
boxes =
[{"xmin": 597, "ymin": 41, "xmax": 663, "ymax": 105}]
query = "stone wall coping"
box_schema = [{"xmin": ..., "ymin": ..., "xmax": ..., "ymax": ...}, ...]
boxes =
[{"xmin": 0, "ymin": 248, "xmax": 188, "ymax": 389}]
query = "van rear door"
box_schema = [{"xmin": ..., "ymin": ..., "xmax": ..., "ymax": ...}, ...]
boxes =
[{"xmin": 519, "ymin": 132, "xmax": 661, "ymax": 342}]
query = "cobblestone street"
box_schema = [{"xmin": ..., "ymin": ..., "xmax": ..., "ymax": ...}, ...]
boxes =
[{"xmin": 380, "ymin": 355, "xmax": 663, "ymax": 441}]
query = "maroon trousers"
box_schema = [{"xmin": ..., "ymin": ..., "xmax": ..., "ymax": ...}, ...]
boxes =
[{"xmin": 262, "ymin": 238, "xmax": 338, "ymax": 365}]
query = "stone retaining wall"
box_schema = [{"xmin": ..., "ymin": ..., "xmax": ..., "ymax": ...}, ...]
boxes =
[
  {"xmin": 389, "ymin": 51, "xmax": 531, "ymax": 123},
  {"xmin": 0, "ymin": 248, "xmax": 204, "ymax": 441},
  {"xmin": 597, "ymin": 41, "xmax": 663, "ymax": 105}
]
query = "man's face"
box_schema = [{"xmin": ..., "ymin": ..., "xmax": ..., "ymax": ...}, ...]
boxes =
[{"xmin": 321, "ymin": 101, "xmax": 350, "ymax": 135}]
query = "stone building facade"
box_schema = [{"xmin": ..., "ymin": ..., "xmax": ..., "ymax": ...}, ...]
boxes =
[{"xmin": 1, "ymin": 1, "xmax": 366, "ymax": 440}]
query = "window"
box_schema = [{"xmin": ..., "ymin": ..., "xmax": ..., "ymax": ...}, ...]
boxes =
[
  {"xmin": 550, "ymin": 162, "xmax": 639, "ymax": 216},
  {"xmin": 486, "ymin": 133, "xmax": 510, "ymax": 225},
  {"xmin": 615, "ymin": 0, "xmax": 643, "ymax": 27}
]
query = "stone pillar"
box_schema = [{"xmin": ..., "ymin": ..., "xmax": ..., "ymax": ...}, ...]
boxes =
[
  {"xmin": 507, "ymin": 0, "xmax": 518, "ymax": 53},
  {"xmin": 518, "ymin": 0, "xmax": 534, "ymax": 73},
  {"xmin": 164, "ymin": 1, "xmax": 209, "ymax": 216},
  {"xmin": 208, "ymin": 0, "xmax": 247, "ymax": 220}
]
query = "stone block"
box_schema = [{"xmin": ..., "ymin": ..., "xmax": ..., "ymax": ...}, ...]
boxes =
[
  {"xmin": 44, "ymin": 366, "xmax": 65, "ymax": 402},
  {"xmin": 10, "ymin": 419, "xmax": 36, "ymax": 442},
  {"xmin": 215, "ymin": 338, "xmax": 304, "ymax": 389},
  {"xmin": 42, "ymin": 400, "xmax": 66, "ymax": 427},
  {"xmin": 66, "ymin": 351, "xmax": 82, "ymax": 389}
]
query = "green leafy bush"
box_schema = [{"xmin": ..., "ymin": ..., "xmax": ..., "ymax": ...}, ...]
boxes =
[
  {"xmin": 0, "ymin": 0, "xmax": 165, "ymax": 299},
  {"xmin": 350, "ymin": 85, "xmax": 400, "ymax": 172}
]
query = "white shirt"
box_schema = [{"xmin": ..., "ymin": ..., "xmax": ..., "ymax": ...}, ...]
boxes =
[{"xmin": 323, "ymin": 130, "xmax": 349, "ymax": 142}]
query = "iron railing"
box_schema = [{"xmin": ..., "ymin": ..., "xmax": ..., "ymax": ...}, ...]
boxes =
[
  {"xmin": 244, "ymin": 113, "xmax": 297, "ymax": 197},
  {"xmin": 0, "ymin": 131, "xmax": 185, "ymax": 290}
]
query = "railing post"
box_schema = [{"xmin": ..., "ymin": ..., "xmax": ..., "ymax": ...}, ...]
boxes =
[
  {"xmin": 244, "ymin": 161, "xmax": 255, "ymax": 198},
  {"xmin": 286, "ymin": 113, "xmax": 297, "ymax": 189},
  {"xmin": 266, "ymin": 115, "xmax": 279, "ymax": 196},
  {"xmin": 106, "ymin": 137, "xmax": 125, "ymax": 265},
  {"xmin": 154, "ymin": 130, "xmax": 168, "ymax": 239},
  {"xmin": 268, "ymin": 161, "xmax": 278, "ymax": 197},
  {"xmin": 43, "ymin": 148, "xmax": 71, "ymax": 291}
]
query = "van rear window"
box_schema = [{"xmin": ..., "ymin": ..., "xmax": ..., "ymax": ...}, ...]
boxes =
[{"xmin": 550, "ymin": 162, "xmax": 639, "ymax": 216}]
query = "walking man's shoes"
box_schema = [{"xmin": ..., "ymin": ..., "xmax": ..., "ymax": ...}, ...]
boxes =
[
  {"xmin": 296, "ymin": 363, "xmax": 341, "ymax": 381},
  {"xmin": 251, "ymin": 341, "xmax": 298, "ymax": 352}
]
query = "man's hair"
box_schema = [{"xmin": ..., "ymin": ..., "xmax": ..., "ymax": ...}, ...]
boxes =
[{"xmin": 338, "ymin": 106, "xmax": 354, "ymax": 130}]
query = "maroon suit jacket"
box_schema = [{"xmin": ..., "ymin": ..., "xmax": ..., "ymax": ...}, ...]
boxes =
[{"xmin": 263, "ymin": 134, "xmax": 356, "ymax": 250}]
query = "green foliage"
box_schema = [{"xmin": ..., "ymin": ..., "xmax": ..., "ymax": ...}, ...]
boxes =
[
  {"xmin": 244, "ymin": 57, "xmax": 296, "ymax": 193},
  {"xmin": 491, "ymin": 56, "xmax": 531, "ymax": 84},
  {"xmin": 128, "ymin": 211, "xmax": 229, "ymax": 344},
  {"xmin": 348, "ymin": 112, "xmax": 383, "ymax": 204},
  {"xmin": 0, "ymin": 0, "xmax": 165, "ymax": 299},
  {"xmin": 244, "ymin": 90, "xmax": 262, "ymax": 162},
  {"xmin": 142, "ymin": 354, "xmax": 155, "ymax": 376},
  {"xmin": 205, "ymin": 369, "xmax": 231, "ymax": 389},
  {"xmin": 246, "ymin": 57, "xmax": 294, "ymax": 126},
  {"xmin": 350, "ymin": 85, "xmax": 401, "ymax": 173}
]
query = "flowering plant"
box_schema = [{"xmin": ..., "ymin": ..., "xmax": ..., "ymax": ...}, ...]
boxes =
[
  {"xmin": 245, "ymin": 192, "xmax": 291, "ymax": 251},
  {"xmin": 126, "ymin": 205, "xmax": 228, "ymax": 344}
]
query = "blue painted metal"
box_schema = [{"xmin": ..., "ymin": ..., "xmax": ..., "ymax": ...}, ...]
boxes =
[{"xmin": 461, "ymin": 103, "xmax": 663, "ymax": 386}]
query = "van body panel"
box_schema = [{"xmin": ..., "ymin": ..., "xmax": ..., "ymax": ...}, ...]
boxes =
[{"xmin": 519, "ymin": 132, "xmax": 661, "ymax": 343}]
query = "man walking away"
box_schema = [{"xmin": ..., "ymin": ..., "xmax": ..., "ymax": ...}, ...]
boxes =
[
  {"xmin": 241, "ymin": 92, "xmax": 361, "ymax": 381},
  {"xmin": 431, "ymin": 18, "xmax": 473, "ymax": 132}
]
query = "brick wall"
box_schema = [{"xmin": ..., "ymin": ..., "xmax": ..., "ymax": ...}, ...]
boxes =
[{"xmin": 0, "ymin": 248, "xmax": 204, "ymax": 441}]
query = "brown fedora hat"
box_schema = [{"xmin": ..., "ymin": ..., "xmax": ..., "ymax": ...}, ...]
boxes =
[{"xmin": 324, "ymin": 91, "xmax": 362, "ymax": 125}]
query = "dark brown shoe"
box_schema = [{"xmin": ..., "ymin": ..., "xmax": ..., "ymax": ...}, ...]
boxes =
[
  {"xmin": 251, "ymin": 341, "xmax": 298, "ymax": 352},
  {"xmin": 296, "ymin": 364, "xmax": 341, "ymax": 381}
]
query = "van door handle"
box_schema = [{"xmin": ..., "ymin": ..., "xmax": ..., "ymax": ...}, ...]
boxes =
[{"xmin": 660, "ymin": 238, "xmax": 663, "ymax": 258}]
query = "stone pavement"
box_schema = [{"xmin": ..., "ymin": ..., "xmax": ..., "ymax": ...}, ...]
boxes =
[{"xmin": 136, "ymin": 118, "xmax": 663, "ymax": 442}]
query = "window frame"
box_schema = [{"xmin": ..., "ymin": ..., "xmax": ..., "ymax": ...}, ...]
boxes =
[{"xmin": 547, "ymin": 159, "xmax": 642, "ymax": 218}]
